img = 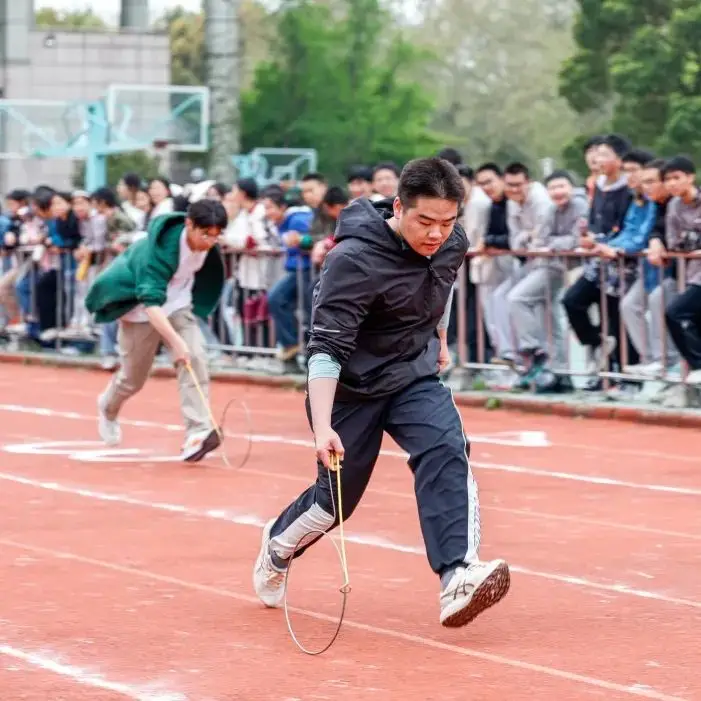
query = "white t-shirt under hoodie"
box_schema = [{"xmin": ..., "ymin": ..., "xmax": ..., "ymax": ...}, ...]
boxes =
[{"xmin": 122, "ymin": 229, "xmax": 208, "ymax": 323}]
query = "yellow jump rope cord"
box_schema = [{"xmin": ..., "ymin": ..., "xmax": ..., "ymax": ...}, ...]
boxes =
[{"xmin": 329, "ymin": 453, "xmax": 351, "ymax": 593}]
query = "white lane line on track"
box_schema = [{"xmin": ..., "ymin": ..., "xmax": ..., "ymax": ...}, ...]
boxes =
[
  {"xmin": 0, "ymin": 643, "xmax": 186, "ymax": 700},
  {"xmin": 0, "ymin": 470, "xmax": 699, "ymax": 611},
  {"xmin": 1, "ymin": 403, "xmax": 700, "ymax": 496}
]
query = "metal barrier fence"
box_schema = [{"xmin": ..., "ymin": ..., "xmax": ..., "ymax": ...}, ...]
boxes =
[{"xmin": 0, "ymin": 243, "xmax": 699, "ymax": 407}]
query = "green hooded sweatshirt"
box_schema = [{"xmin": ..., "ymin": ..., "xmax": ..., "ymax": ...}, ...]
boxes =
[{"xmin": 85, "ymin": 212, "xmax": 225, "ymax": 324}]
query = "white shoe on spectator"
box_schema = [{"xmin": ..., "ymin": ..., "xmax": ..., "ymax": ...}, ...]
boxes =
[
  {"xmin": 97, "ymin": 393, "xmax": 121, "ymax": 446},
  {"xmin": 625, "ymin": 360, "xmax": 664, "ymax": 378},
  {"xmin": 685, "ymin": 369, "xmax": 701, "ymax": 386},
  {"xmin": 100, "ymin": 355, "xmax": 118, "ymax": 371},
  {"xmin": 661, "ymin": 384, "xmax": 688, "ymax": 409}
]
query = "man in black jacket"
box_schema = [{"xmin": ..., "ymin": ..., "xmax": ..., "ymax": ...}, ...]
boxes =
[{"xmin": 253, "ymin": 158, "xmax": 510, "ymax": 629}]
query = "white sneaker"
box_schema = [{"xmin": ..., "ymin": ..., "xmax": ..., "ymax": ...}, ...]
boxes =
[
  {"xmin": 97, "ymin": 394, "xmax": 121, "ymax": 447},
  {"xmin": 439, "ymin": 559, "xmax": 510, "ymax": 628},
  {"xmin": 253, "ymin": 519, "xmax": 287, "ymax": 608},
  {"xmin": 181, "ymin": 428, "xmax": 221, "ymax": 463},
  {"xmin": 686, "ymin": 369, "xmax": 701, "ymax": 386}
]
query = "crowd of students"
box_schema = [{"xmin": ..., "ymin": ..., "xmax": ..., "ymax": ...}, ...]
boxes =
[{"xmin": 1, "ymin": 140, "xmax": 699, "ymax": 409}]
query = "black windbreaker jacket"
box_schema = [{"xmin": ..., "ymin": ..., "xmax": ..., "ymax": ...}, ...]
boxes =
[{"xmin": 307, "ymin": 197, "xmax": 468, "ymax": 400}]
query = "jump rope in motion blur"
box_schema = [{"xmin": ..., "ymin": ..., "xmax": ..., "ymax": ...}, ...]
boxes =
[{"xmin": 185, "ymin": 362, "xmax": 352, "ymax": 654}]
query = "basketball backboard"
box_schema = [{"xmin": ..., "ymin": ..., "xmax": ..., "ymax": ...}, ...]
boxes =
[
  {"xmin": 232, "ymin": 148, "xmax": 318, "ymax": 186},
  {"xmin": 105, "ymin": 84, "xmax": 209, "ymax": 154}
]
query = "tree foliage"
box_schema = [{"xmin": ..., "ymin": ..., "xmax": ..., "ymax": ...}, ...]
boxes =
[
  {"xmin": 241, "ymin": 0, "xmax": 439, "ymax": 182},
  {"xmin": 413, "ymin": 0, "xmax": 582, "ymax": 175},
  {"xmin": 35, "ymin": 7, "xmax": 108, "ymax": 29},
  {"xmin": 560, "ymin": 0, "xmax": 701, "ymax": 162}
]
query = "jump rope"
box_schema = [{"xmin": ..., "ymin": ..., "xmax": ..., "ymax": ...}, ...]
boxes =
[{"xmin": 185, "ymin": 361, "xmax": 351, "ymax": 655}]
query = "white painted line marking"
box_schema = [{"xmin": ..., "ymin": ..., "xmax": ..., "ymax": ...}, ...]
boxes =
[
  {"xmin": 0, "ymin": 470, "xmax": 698, "ymax": 611},
  {"xmin": 0, "ymin": 539, "xmax": 687, "ymax": 701},
  {"xmin": 0, "ymin": 643, "xmax": 186, "ymax": 700}
]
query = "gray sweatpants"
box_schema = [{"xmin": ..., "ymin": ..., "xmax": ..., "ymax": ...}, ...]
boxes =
[
  {"xmin": 507, "ymin": 266, "xmax": 567, "ymax": 368},
  {"xmin": 101, "ymin": 308, "xmax": 210, "ymax": 438},
  {"xmin": 480, "ymin": 257, "xmax": 521, "ymax": 360},
  {"xmin": 620, "ymin": 277, "xmax": 678, "ymax": 365}
]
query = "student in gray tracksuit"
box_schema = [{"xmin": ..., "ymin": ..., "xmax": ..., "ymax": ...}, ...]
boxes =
[
  {"xmin": 252, "ymin": 158, "xmax": 510, "ymax": 629},
  {"xmin": 508, "ymin": 170, "xmax": 587, "ymax": 380}
]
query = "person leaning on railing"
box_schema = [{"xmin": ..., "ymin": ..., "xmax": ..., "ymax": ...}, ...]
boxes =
[{"xmin": 660, "ymin": 156, "xmax": 701, "ymax": 389}]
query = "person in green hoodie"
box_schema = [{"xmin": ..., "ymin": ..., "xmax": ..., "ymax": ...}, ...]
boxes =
[{"xmin": 85, "ymin": 198, "xmax": 228, "ymax": 462}]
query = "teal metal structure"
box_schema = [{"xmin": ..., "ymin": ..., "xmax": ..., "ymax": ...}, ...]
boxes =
[
  {"xmin": 0, "ymin": 85, "xmax": 210, "ymax": 192},
  {"xmin": 232, "ymin": 148, "xmax": 318, "ymax": 186}
]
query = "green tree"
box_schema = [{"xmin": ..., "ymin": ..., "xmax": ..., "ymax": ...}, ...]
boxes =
[
  {"xmin": 35, "ymin": 7, "xmax": 108, "ymax": 29},
  {"xmin": 72, "ymin": 151, "xmax": 163, "ymax": 190},
  {"xmin": 560, "ymin": 0, "xmax": 701, "ymax": 163},
  {"xmin": 241, "ymin": 0, "xmax": 438, "ymax": 182},
  {"xmin": 413, "ymin": 0, "xmax": 582, "ymax": 175}
]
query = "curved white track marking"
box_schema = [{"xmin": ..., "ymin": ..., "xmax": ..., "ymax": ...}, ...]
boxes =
[
  {"xmin": 0, "ymin": 470, "xmax": 698, "ymax": 610},
  {"xmin": 3, "ymin": 433, "xmax": 701, "ymax": 496},
  {"xmin": 0, "ymin": 644, "xmax": 186, "ymax": 700},
  {"xmin": 0, "ymin": 539, "xmax": 688, "ymax": 701}
]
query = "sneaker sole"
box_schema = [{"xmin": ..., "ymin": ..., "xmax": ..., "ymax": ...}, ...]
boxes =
[
  {"xmin": 183, "ymin": 429, "xmax": 222, "ymax": 463},
  {"xmin": 440, "ymin": 561, "xmax": 511, "ymax": 628}
]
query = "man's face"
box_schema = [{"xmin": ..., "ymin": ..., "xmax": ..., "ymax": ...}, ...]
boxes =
[
  {"xmin": 664, "ymin": 170, "xmax": 695, "ymax": 199},
  {"xmin": 585, "ymin": 146, "xmax": 601, "ymax": 175},
  {"xmin": 504, "ymin": 172, "xmax": 529, "ymax": 204},
  {"xmin": 597, "ymin": 144, "xmax": 621, "ymax": 177},
  {"xmin": 185, "ymin": 220, "xmax": 223, "ymax": 252},
  {"xmin": 623, "ymin": 160, "xmax": 644, "ymax": 190},
  {"xmin": 546, "ymin": 177, "xmax": 573, "ymax": 207},
  {"xmin": 322, "ymin": 202, "xmax": 345, "ymax": 221},
  {"xmin": 301, "ymin": 179, "xmax": 326, "ymax": 209},
  {"xmin": 373, "ymin": 168, "xmax": 399, "ymax": 198},
  {"xmin": 263, "ymin": 197, "xmax": 285, "ymax": 225},
  {"xmin": 641, "ymin": 167, "xmax": 666, "ymax": 203},
  {"xmin": 72, "ymin": 196, "xmax": 91, "ymax": 220},
  {"xmin": 394, "ymin": 196, "xmax": 458, "ymax": 257},
  {"xmin": 475, "ymin": 169, "xmax": 503, "ymax": 201},
  {"xmin": 348, "ymin": 178, "xmax": 372, "ymax": 200}
]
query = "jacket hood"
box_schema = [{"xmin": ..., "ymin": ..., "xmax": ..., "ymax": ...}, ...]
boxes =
[
  {"xmin": 150, "ymin": 211, "xmax": 186, "ymax": 242},
  {"xmin": 570, "ymin": 186, "xmax": 589, "ymax": 207},
  {"xmin": 334, "ymin": 196, "xmax": 399, "ymax": 248},
  {"xmin": 596, "ymin": 173, "xmax": 629, "ymax": 192}
]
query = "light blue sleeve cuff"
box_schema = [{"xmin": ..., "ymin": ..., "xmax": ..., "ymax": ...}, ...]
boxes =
[
  {"xmin": 308, "ymin": 352, "xmax": 341, "ymax": 381},
  {"xmin": 437, "ymin": 285, "xmax": 454, "ymax": 331}
]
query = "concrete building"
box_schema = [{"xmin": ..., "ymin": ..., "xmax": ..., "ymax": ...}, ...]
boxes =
[{"xmin": 0, "ymin": 0, "xmax": 171, "ymax": 194}]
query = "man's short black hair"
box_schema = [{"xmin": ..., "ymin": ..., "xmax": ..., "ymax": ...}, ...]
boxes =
[
  {"xmin": 398, "ymin": 157, "xmax": 465, "ymax": 208},
  {"xmin": 91, "ymin": 187, "xmax": 118, "ymax": 208},
  {"xmin": 373, "ymin": 161, "xmax": 401, "ymax": 178},
  {"xmin": 6, "ymin": 189, "xmax": 31, "ymax": 203},
  {"xmin": 236, "ymin": 177, "xmax": 258, "ymax": 200},
  {"xmin": 504, "ymin": 162, "xmax": 530, "ymax": 179},
  {"xmin": 437, "ymin": 147, "xmax": 463, "ymax": 166},
  {"xmin": 122, "ymin": 172, "xmax": 142, "ymax": 190},
  {"xmin": 187, "ymin": 198, "xmax": 228, "ymax": 229},
  {"xmin": 583, "ymin": 135, "xmax": 606, "ymax": 153},
  {"xmin": 645, "ymin": 158, "xmax": 667, "ymax": 174},
  {"xmin": 622, "ymin": 148, "xmax": 655, "ymax": 166},
  {"xmin": 475, "ymin": 162, "xmax": 502, "ymax": 178},
  {"xmin": 323, "ymin": 186, "xmax": 349, "ymax": 206},
  {"xmin": 662, "ymin": 155, "xmax": 696, "ymax": 176},
  {"xmin": 33, "ymin": 186, "xmax": 55, "ymax": 212},
  {"xmin": 545, "ymin": 169, "xmax": 574, "ymax": 185},
  {"xmin": 602, "ymin": 133, "xmax": 632, "ymax": 158},
  {"xmin": 261, "ymin": 185, "xmax": 287, "ymax": 208},
  {"xmin": 457, "ymin": 164, "xmax": 475, "ymax": 181},
  {"xmin": 347, "ymin": 165, "xmax": 373, "ymax": 183},
  {"xmin": 302, "ymin": 172, "xmax": 326, "ymax": 184}
]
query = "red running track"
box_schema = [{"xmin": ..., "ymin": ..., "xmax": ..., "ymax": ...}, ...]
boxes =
[{"xmin": 0, "ymin": 364, "xmax": 700, "ymax": 700}]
